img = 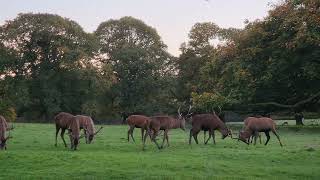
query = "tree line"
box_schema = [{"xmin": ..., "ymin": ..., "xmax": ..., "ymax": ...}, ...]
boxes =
[{"xmin": 0, "ymin": 0, "xmax": 319, "ymax": 122}]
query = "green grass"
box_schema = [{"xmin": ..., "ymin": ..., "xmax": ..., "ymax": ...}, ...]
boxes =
[{"xmin": 0, "ymin": 123, "xmax": 320, "ymax": 179}]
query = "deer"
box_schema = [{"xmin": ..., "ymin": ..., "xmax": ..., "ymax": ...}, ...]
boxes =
[
  {"xmin": 127, "ymin": 115, "xmax": 151, "ymax": 143},
  {"xmin": 76, "ymin": 115, "xmax": 103, "ymax": 144},
  {"xmin": 238, "ymin": 117, "xmax": 283, "ymax": 147},
  {"xmin": 189, "ymin": 113, "xmax": 231, "ymax": 145},
  {"xmin": 54, "ymin": 112, "xmax": 75, "ymax": 147},
  {"xmin": 145, "ymin": 107, "xmax": 191, "ymax": 149},
  {"xmin": 0, "ymin": 115, "xmax": 14, "ymax": 150},
  {"xmin": 68, "ymin": 116, "xmax": 80, "ymax": 150},
  {"xmin": 243, "ymin": 117, "xmax": 262, "ymax": 144}
]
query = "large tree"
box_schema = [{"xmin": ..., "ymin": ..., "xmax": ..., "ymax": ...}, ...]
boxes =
[
  {"xmin": 0, "ymin": 13, "xmax": 110, "ymax": 120},
  {"xmin": 95, "ymin": 16, "xmax": 176, "ymax": 114},
  {"xmin": 197, "ymin": 0, "xmax": 320, "ymax": 123}
]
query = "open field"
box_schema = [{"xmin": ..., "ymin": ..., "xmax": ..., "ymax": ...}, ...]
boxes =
[{"xmin": 0, "ymin": 123, "xmax": 320, "ymax": 179}]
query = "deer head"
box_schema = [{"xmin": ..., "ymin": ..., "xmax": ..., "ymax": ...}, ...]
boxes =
[
  {"xmin": 80, "ymin": 126, "xmax": 103, "ymax": 144},
  {"xmin": 0, "ymin": 136, "xmax": 12, "ymax": 150},
  {"xmin": 238, "ymin": 130, "xmax": 250, "ymax": 145}
]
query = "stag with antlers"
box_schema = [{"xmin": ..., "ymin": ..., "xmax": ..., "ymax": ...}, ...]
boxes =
[
  {"xmin": 146, "ymin": 106, "xmax": 192, "ymax": 149},
  {"xmin": 77, "ymin": 115, "xmax": 103, "ymax": 144}
]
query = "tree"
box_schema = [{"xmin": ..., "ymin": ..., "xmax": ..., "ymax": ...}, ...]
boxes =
[
  {"xmin": 95, "ymin": 16, "xmax": 176, "ymax": 114},
  {"xmin": 0, "ymin": 13, "xmax": 111, "ymax": 120},
  {"xmin": 195, "ymin": 0, "xmax": 320, "ymax": 123}
]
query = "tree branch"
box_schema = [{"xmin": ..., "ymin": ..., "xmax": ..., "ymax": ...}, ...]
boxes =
[{"xmin": 250, "ymin": 91, "xmax": 320, "ymax": 110}]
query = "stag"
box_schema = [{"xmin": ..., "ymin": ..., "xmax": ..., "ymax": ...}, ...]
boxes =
[
  {"xmin": 189, "ymin": 113, "xmax": 230, "ymax": 145},
  {"xmin": 146, "ymin": 107, "xmax": 190, "ymax": 149},
  {"xmin": 238, "ymin": 117, "xmax": 283, "ymax": 146},
  {"xmin": 76, "ymin": 115, "xmax": 103, "ymax": 144},
  {"xmin": 0, "ymin": 115, "xmax": 13, "ymax": 150},
  {"xmin": 243, "ymin": 117, "xmax": 262, "ymax": 144}
]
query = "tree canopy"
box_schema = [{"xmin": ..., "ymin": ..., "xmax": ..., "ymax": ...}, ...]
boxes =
[{"xmin": 0, "ymin": 0, "xmax": 319, "ymax": 122}]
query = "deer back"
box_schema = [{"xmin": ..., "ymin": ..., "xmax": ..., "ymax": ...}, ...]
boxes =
[
  {"xmin": 54, "ymin": 112, "xmax": 74, "ymax": 129},
  {"xmin": 150, "ymin": 116, "xmax": 182, "ymax": 130},
  {"xmin": 127, "ymin": 115, "xmax": 150, "ymax": 128},
  {"xmin": 246, "ymin": 117, "xmax": 275, "ymax": 132},
  {"xmin": 77, "ymin": 115, "xmax": 95, "ymax": 135}
]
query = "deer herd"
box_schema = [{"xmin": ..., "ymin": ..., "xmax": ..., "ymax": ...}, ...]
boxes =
[{"xmin": 0, "ymin": 107, "xmax": 284, "ymax": 151}]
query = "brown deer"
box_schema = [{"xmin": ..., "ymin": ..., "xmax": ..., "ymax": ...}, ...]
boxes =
[
  {"xmin": 54, "ymin": 112, "xmax": 75, "ymax": 147},
  {"xmin": 238, "ymin": 117, "xmax": 283, "ymax": 146},
  {"xmin": 68, "ymin": 116, "xmax": 80, "ymax": 150},
  {"xmin": 0, "ymin": 115, "xmax": 14, "ymax": 150},
  {"xmin": 127, "ymin": 115, "xmax": 151, "ymax": 143},
  {"xmin": 146, "ymin": 107, "xmax": 189, "ymax": 149},
  {"xmin": 76, "ymin": 115, "xmax": 103, "ymax": 144},
  {"xmin": 189, "ymin": 113, "xmax": 231, "ymax": 145},
  {"xmin": 243, "ymin": 117, "xmax": 262, "ymax": 144}
]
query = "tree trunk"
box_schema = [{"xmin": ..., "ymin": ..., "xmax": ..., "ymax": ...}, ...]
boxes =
[{"xmin": 294, "ymin": 112, "xmax": 304, "ymax": 125}]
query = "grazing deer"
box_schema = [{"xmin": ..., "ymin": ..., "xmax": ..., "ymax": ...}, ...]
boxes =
[
  {"xmin": 54, "ymin": 112, "xmax": 75, "ymax": 147},
  {"xmin": 189, "ymin": 113, "xmax": 231, "ymax": 145},
  {"xmin": 146, "ymin": 107, "xmax": 189, "ymax": 149},
  {"xmin": 68, "ymin": 116, "xmax": 80, "ymax": 150},
  {"xmin": 76, "ymin": 115, "xmax": 103, "ymax": 144},
  {"xmin": 238, "ymin": 117, "xmax": 283, "ymax": 146},
  {"xmin": 244, "ymin": 117, "xmax": 262, "ymax": 144},
  {"xmin": 0, "ymin": 115, "xmax": 14, "ymax": 150}
]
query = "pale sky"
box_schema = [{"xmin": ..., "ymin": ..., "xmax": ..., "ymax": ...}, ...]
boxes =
[{"xmin": 0, "ymin": 0, "xmax": 280, "ymax": 56}]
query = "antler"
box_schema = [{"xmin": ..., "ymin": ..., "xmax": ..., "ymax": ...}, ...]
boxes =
[
  {"xmin": 178, "ymin": 106, "xmax": 182, "ymax": 116},
  {"xmin": 186, "ymin": 105, "xmax": 193, "ymax": 116},
  {"xmin": 94, "ymin": 126, "xmax": 103, "ymax": 135}
]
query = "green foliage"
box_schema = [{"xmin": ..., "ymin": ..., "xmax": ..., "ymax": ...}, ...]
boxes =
[
  {"xmin": 179, "ymin": 0, "xmax": 320, "ymax": 112},
  {"xmin": 0, "ymin": 13, "xmax": 112, "ymax": 120},
  {"xmin": 191, "ymin": 92, "xmax": 230, "ymax": 112},
  {"xmin": 95, "ymin": 16, "xmax": 176, "ymax": 114}
]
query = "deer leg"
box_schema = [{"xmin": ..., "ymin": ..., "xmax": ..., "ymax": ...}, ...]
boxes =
[
  {"xmin": 55, "ymin": 125, "xmax": 60, "ymax": 147},
  {"xmin": 205, "ymin": 130, "xmax": 212, "ymax": 145},
  {"xmin": 204, "ymin": 131, "xmax": 206, "ymax": 144},
  {"xmin": 250, "ymin": 136, "xmax": 253, "ymax": 144},
  {"xmin": 272, "ymin": 129, "xmax": 283, "ymax": 147},
  {"xmin": 165, "ymin": 130, "xmax": 169, "ymax": 147},
  {"xmin": 264, "ymin": 131, "xmax": 270, "ymax": 146},
  {"xmin": 69, "ymin": 133, "xmax": 73, "ymax": 150},
  {"xmin": 141, "ymin": 128, "xmax": 144, "ymax": 142},
  {"xmin": 128, "ymin": 126, "xmax": 135, "ymax": 142},
  {"xmin": 212, "ymin": 130, "xmax": 216, "ymax": 145},
  {"xmin": 61, "ymin": 129, "xmax": 67, "ymax": 148},
  {"xmin": 84, "ymin": 130, "xmax": 88, "ymax": 144},
  {"xmin": 152, "ymin": 129, "xmax": 161, "ymax": 149},
  {"xmin": 160, "ymin": 130, "xmax": 167, "ymax": 148},
  {"xmin": 254, "ymin": 133, "xmax": 257, "ymax": 145},
  {"xmin": 142, "ymin": 129, "xmax": 149, "ymax": 151},
  {"xmin": 192, "ymin": 129, "xmax": 199, "ymax": 144},
  {"xmin": 189, "ymin": 129, "xmax": 192, "ymax": 145},
  {"xmin": 259, "ymin": 133, "xmax": 262, "ymax": 144}
]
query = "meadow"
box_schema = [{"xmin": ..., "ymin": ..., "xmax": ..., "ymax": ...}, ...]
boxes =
[{"xmin": 0, "ymin": 122, "xmax": 320, "ymax": 179}]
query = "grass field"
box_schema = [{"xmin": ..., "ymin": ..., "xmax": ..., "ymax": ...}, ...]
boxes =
[{"xmin": 0, "ymin": 123, "xmax": 320, "ymax": 179}]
